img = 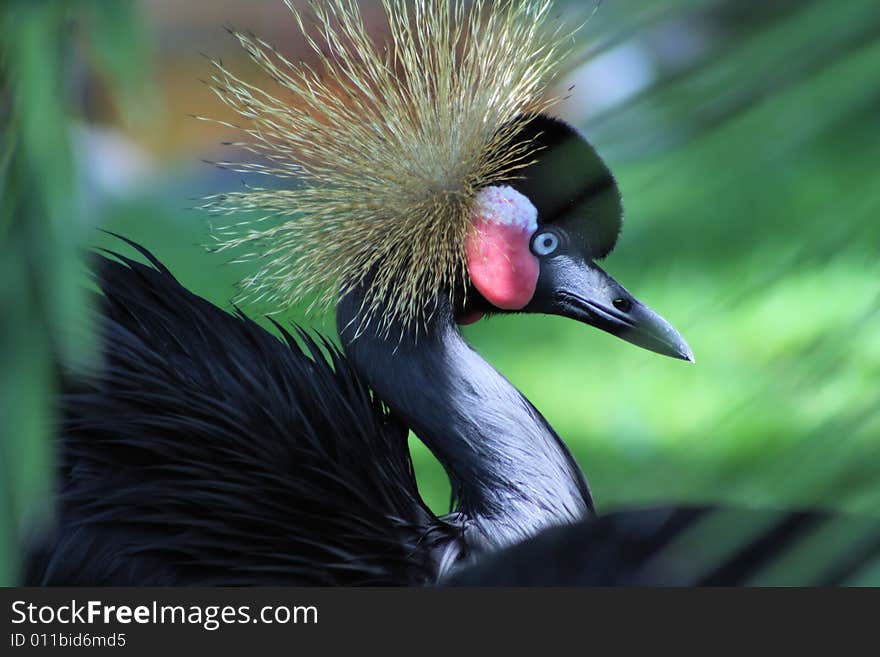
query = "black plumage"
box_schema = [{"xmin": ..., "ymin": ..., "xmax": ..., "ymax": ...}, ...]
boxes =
[
  {"xmin": 507, "ymin": 116, "xmax": 623, "ymax": 259},
  {"xmin": 29, "ymin": 241, "xmax": 460, "ymax": 585},
  {"xmin": 444, "ymin": 507, "xmax": 880, "ymax": 586}
]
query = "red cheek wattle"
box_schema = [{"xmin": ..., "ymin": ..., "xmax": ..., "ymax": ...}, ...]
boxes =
[{"xmin": 465, "ymin": 218, "xmax": 539, "ymax": 311}]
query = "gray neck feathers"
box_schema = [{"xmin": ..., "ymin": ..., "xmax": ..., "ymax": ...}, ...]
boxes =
[{"xmin": 337, "ymin": 292, "xmax": 594, "ymax": 552}]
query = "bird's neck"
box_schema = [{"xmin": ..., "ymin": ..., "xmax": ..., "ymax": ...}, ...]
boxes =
[{"xmin": 337, "ymin": 292, "xmax": 593, "ymax": 552}]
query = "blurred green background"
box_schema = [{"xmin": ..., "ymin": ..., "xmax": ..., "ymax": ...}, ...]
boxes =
[{"xmin": 2, "ymin": 0, "xmax": 879, "ymax": 586}]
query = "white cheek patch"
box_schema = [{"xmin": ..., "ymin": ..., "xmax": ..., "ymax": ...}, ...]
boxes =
[{"xmin": 473, "ymin": 186, "xmax": 538, "ymax": 234}]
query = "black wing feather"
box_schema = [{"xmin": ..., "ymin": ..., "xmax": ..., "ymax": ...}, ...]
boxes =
[
  {"xmin": 443, "ymin": 506, "xmax": 880, "ymax": 586},
  {"xmin": 28, "ymin": 244, "xmax": 458, "ymax": 586}
]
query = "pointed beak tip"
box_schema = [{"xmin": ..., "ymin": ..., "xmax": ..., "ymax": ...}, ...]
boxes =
[{"xmin": 678, "ymin": 342, "xmax": 695, "ymax": 363}]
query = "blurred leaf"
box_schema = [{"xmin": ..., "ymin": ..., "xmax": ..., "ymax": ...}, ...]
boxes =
[
  {"xmin": 84, "ymin": 0, "xmax": 154, "ymax": 122},
  {"xmin": 0, "ymin": 0, "xmax": 147, "ymax": 586}
]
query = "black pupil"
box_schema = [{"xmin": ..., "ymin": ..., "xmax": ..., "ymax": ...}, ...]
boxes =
[
  {"xmin": 613, "ymin": 298, "xmax": 632, "ymax": 313},
  {"xmin": 543, "ymin": 238, "xmax": 553, "ymax": 248}
]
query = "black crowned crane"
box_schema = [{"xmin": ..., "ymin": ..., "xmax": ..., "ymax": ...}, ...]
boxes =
[{"xmin": 25, "ymin": 0, "xmax": 880, "ymax": 587}]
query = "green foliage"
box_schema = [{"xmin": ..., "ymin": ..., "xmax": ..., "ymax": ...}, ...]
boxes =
[{"xmin": 0, "ymin": 0, "xmax": 148, "ymax": 586}]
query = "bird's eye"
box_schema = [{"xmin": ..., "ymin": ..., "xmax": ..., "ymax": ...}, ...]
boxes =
[
  {"xmin": 612, "ymin": 297, "xmax": 632, "ymax": 313},
  {"xmin": 531, "ymin": 231, "xmax": 559, "ymax": 257}
]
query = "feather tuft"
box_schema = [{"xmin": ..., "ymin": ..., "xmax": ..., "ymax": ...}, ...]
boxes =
[{"xmin": 199, "ymin": 0, "xmax": 574, "ymax": 332}]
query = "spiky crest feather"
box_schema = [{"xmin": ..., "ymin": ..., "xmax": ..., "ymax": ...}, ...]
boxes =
[{"xmin": 198, "ymin": 0, "xmax": 573, "ymax": 331}]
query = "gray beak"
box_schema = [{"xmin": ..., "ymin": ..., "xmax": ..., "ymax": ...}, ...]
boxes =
[{"xmin": 530, "ymin": 256, "xmax": 694, "ymax": 362}]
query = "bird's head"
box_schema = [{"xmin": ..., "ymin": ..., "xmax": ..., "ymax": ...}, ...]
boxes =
[
  {"xmin": 459, "ymin": 116, "xmax": 692, "ymax": 361},
  {"xmin": 204, "ymin": 0, "xmax": 691, "ymax": 361}
]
